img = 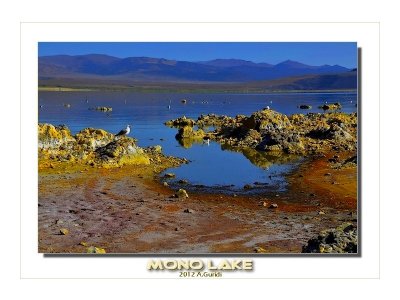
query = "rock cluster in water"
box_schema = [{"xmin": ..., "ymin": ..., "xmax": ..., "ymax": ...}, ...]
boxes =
[
  {"xmin": 38, "ymin": 123, "xmax": 186, "ymax": 169},
  {"xmin": 318, "ymin": 102, "xmax": 342, "ymax": 111},
  {"xmin": 166, "ymin": 109, "xmax": 357, "ymax": 155},
  {"xmin": 302, "ymin": 222, "xmax": 358, "ymax": 253}
]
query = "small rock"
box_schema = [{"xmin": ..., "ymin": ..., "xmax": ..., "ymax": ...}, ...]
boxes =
[
  {"xmin": 177, "ymin": 188, "xmax": 189, "ymax": 198},
  {"xmin": 60, "ymin": 228, "xmax": 69, "ymax": 235},
  {"xmin": 79, "ymin": 241, "xmax": 88, "ymax": 246},
  {"xmin": 243, "ymin": 184, "xmax": 253, "ymax": 189},
  {"xmin": 233, "ymin": 194, "xmax": 238, "ymax": 197},
  {"xmin": 95, "ymin": 106, "xmax": 112, "ymax": 111},
  {"xmin": 178, "ymin": 179, "xmax": 188, "ymax": 184},
  {"xmin": 164, "ymin": 173, "xmax": 176, "ymax": 178},
  {"xmin": 324, "ymin": 173, "xmax": 332, "ymax": 176},
  {"xmin": 254, "ymin": 246, "xmax": 267, "ymax": 253},
  {"xmin": 269, "ymin": 203, "xmax": 278, "ymax": 209},
  {"xmin": 162, "ymin": 181, "xmax": 169, "ymax": 187},
  {"xmin": 87, "ymin": 246, "xmax": 106, "ymax": 254},
  {"xmin": 183, "ymin": 208, "xmax": 194, "ymax": 213},
  {"xmin": 318, "ymin": 211, "xmax": 326, "ymax": 215},
  {"xmin": 262, "ymin": 201, "xmax": 268, "ymax": 207}
]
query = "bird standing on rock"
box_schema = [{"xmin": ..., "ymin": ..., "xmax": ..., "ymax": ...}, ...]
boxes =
[{"xmin": 115, "ymin": 124, "xmax": 131, "ymax": 139}]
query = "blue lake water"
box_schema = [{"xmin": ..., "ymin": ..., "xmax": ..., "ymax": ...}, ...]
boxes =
[{"xmin": 38, "ymin": 91, "xmax": 357, "ymax": 193}]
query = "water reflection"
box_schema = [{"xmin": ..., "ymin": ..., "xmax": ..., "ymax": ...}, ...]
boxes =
[
  {"xmin": 177, "ymin": 137, "xmax": 205, "ymax": 149},
  {"xmin": 221, "ymin": 144, "xmax": 302, "ymax": 169}
]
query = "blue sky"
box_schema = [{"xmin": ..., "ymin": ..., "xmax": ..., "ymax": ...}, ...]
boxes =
[{"xmin": 38, "ymin": 42, "xmax": 357, "ymax": 68}]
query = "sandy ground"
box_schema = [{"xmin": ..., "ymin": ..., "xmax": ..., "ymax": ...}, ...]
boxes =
[{"xmin": 38, "ymin": 152, "xmax": 357, "ymax": 254}]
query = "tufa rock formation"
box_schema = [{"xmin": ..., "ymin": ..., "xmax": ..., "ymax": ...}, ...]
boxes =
[{"xmin": 302, "ymin": 222, "xmax": 357, "ymax": 253}]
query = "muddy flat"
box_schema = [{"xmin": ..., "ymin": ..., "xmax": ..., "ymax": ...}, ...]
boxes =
[{"xmin": 38, "ymin": 152, "xmax": 357, "ymax": 254}]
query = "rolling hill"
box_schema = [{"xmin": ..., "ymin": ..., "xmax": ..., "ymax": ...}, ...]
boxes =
[{"xmin": 39, "ymin": 54, "xmax": 352, "ymax": 83}]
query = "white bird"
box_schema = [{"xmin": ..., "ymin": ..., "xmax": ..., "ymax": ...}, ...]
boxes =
[
  {"xmin": 203, "ymin": 136, "xmax": 210, "ymax": 145},
  {"xmin": 115, "ymin": 125, "xmax": 131, "ymax": 138},
  {"xmin": 168, "ymin": 105, "xmax": 171, "ymax": 109},
  {"xmin": 266, "ymin": 106, "xmax": 270, "ymax": 110}
]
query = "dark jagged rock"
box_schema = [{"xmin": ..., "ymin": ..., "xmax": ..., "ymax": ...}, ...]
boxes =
[
  {"xmin": 299, "ymin": 105, "xmax": 312, "ymax": 109},
  {"xmin": 38, "ymin": 123, "xmax": 186, "ymax": 170},
  {"xmin": 176, "ymin": 126, "xmax": 205, "ymax": 140},
  {"xmin": 95, "ymin": 137, "xmax": 150, "ymax": 166},
  {"xmin": 302, "ymin": 223, "xmax": 357, "ymax": 253},
  {"xmin": 89, "ymin": 106, "xmax": 112, "ymax": 112},
  {"xmin": 165, "ymin": 116, "xmax": 195, "ymax": 127},
  {"xmin": 75, "ymin": 128, "xmax": 114, "ymax": 151},
  {"xmin": 318, "ymin": 102, "xmax": 342, "ymax": 111},
  {"xmin": 166, "ymin": 109, "xmax": 357, "ymax": 156}
]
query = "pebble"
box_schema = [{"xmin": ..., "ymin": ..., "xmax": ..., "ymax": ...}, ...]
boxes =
[
  {"xmin": 177, "ymin": 189, "xmax": 189, "ymax": 198},
  {"xmin": 254, "ymin": 246, "xmax": 268, "ymax": 253},
  {"xmin": 60, "ymin": 228, "xmax": 69, "ymax": 235},
  {"xmin": 269, "ymin": 203, "xmax": 278, "ymax": 209},
  {"xmin": 87, "ymin": 246, "xmax": 106, "ymax": 254},
  {"xmin": 162, "ymin": 182, "xmax": 169, "ymax": 187},
  {"xmin": 183, "ymin": 208, "xmax": 194, "ymax": 213},
  {"xmin": 164, "ymin": 173, "xmax": 176, "ymax": 178}
]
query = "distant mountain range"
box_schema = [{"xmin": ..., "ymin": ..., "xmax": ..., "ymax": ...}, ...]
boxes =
[{"xmin": 39, "ymin": 54, "xmax": 353, "ymax": 83}]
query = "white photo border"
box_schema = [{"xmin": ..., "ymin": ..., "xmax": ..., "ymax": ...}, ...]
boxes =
[{"xmin": 21, "ymin": 22, "xmax": 380, "ymax": 279}]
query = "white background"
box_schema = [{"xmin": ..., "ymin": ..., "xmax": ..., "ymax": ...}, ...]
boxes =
[
  {"xmin": 1, "ymin": 0, "xmax": 398, "ymax": 298},
  {"xmin": 21, "ymin": 22, "xmax": 378, "ymax": 279}
]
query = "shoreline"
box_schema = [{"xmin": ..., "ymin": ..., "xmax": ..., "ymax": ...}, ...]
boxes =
[
  {"xmin": 38, "ymin": 150, "xmax": 356, "ymax": 254},
  {"xmin": 38, "ymin": 86, "xmax": 357, "ymax": 94}
]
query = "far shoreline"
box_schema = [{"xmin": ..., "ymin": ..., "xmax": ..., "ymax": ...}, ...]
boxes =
[{"xmin": 38, "ymin": 86, "xmax": 357, "ymax": 94}]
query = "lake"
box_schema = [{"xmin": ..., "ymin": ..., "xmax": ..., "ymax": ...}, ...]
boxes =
[{"xmin": 38, "ymin": 91, "xmax": 357, "ymax": 193}]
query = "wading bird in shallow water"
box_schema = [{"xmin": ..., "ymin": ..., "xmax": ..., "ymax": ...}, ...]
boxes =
[
  {"xmin": 203, "ymin": 136, "xmax": 210, "ymax": 145},
  {"xmin": 115, "ymin": 124, "xmax": 131, "ymax": 139}
]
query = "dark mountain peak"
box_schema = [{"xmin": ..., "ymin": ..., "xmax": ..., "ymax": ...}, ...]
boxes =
[
  {"xmin": 75, "ymin": 54, "xmax": 120, "ymax": 63},
  {"xmin": 120, "ymin": 56, "xmax": 178, "ymax": 65},
  {"xmin": 275, "ymin": 60, "xmax": 311, "ymax": 68},
  {"xmin": 199, "ymin": 59, "xmax": 273, "ymax": 68}
]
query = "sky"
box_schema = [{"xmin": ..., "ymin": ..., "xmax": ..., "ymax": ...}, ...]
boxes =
[{"xmin": 38, "ymin": 42, "xmax": 357, "ymax": 68}]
